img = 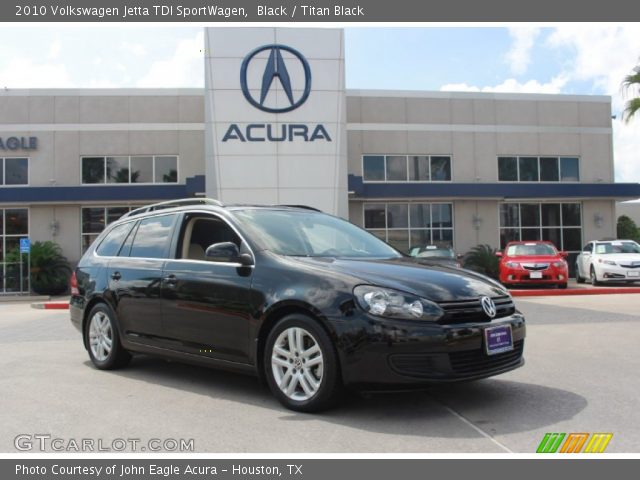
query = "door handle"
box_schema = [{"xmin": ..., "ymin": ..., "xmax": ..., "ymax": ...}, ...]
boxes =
[
  {"xmin": 110, "ymin": 271, "xmax": 121, "ymax": 281},
  {"xmin": 163, "ymin": 274, "xmax": 177, "ymax": 286}
]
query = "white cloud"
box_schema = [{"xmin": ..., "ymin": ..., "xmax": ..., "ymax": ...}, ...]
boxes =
[
  {"xmin": 136, "ymin": 31, "xmax": 204, "ymax": 87},
  {"xmin": 0, "ymin": 58, "xmax": 74, "ymax": 88},
  {"xmin": 121, "ymin": 41, "xmax": 146, "ymax": 56},
  {"xmin": 441, "ymin": 75, "xmax": 568, "ymax": 94},
  {"xmin": 48, "ymin": 39, "xmax": 61, "ymax": 60},
  {"xmin": 546, "ymin": 26, "xmax": 640, "ymax": 182},
  {"xmin": 505, "ymin": 27, "xmax": 540, "ymax": 75},
  {"xmin": 546, "ymin": 26, "xmax": 640, "ymax": 110}
]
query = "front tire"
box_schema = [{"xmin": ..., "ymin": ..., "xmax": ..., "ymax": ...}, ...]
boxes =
[
  {"xmin": 576, "ymin": 263, "xmax": 585, "ymax": 283},
  {"xmin": 590, "ymin": 266, "xmax": 600, "ymax": 286},
  {"xmin": 85, "ymin": 303, "xmax": 131, "ymax": 370},
  {"xmin": 264, "ymin": 314, "xmax": 342, "ymax": 412}
]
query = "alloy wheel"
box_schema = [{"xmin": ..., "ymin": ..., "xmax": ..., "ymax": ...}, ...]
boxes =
[
  {"xmin": 271, "ymin": 327, "xmax": 324, "ymax": 401},
  {"xmin": 89, "ymin": 311, "xmax": 113, "ymax": 362}
]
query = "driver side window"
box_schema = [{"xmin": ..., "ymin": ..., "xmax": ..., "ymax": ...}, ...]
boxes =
[{"xmin": 178, "ymin": 214, "xmax": 241, "ymax": 261}]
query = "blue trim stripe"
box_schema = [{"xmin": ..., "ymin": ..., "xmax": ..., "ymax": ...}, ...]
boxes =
[
  {"xmin": 0, "ymin": 175, "xmax": 205, "ymax": 203},
  {"xmin": 348, "ymin": 175, "xmax": 640, "ymax": 199}
]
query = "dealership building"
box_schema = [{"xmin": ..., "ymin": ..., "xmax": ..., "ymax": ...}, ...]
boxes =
[{"xmin": 1, "ymin": 27, "xmax": 640, "ymax": 292}]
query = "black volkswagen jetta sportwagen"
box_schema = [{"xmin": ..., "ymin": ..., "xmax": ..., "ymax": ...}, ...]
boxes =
[{"xmin": 70, "ymin": 198, "xmax": 525, "ymax": 412}]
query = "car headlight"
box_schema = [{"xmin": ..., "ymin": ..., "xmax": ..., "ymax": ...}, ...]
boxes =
[
  {"xmin": 599, "ymin": 259, "xmax": 617, "ymax": 266},
  {"xmin": 552, "ymin": 261, "xmax": 566, "ymax": 268},
  {"xmin": 505, "ymin": 261, "xmax": 520, "ymax": 268},
  {"xmin": 353, "ymin": 285, "xmax": 444, "ymax": 321}
]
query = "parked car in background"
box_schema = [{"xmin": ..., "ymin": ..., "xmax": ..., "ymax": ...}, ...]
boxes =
[
  {"xmin": 497, "ymin": 241, "xmax": 569, "ymax": 288},
  {"xmin": 70, "ymin": 198, "xmax": 525, "ymax": 412},
  {"xmin": 409, "ymin": 245, "xmax": 462, "ymax": 268},
  {"xmin": 576, "ymin": 240, "xmax": 640, "ymax": 285}
]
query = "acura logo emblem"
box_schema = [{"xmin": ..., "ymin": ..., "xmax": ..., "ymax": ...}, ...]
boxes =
[
  {"xmin": 240, "ymin": 44, "xmax": 312, "ymax": 113},
  {"xmin": 480, "ymin": 296, "xmax": 497, "ymax": 318}
]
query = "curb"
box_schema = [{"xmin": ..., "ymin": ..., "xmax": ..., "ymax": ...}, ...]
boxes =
[
  {"xmin": 510, "ymin": 287, "xmax": 640, "ymax": 297},
  {"xmin": 31, "ymin": 301, "xmax": 70, "ymax": 310}
]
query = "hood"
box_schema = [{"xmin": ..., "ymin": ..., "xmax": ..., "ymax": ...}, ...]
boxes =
[
  {"xmin": 504, "ymin": 255, "xmax": 562, "ymax": 263},
  {"xmin": 288, "ymin": 256, "xmax": 508, "ymax": 302},
  {"xmin": 601, "ymin": 254, "xmax": 640, "ymax": 264}
]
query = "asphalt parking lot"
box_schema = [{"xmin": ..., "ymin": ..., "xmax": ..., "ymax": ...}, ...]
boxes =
[{"xmin": 1, "ymin": 295, "xmax": 639, "ymax": 453}]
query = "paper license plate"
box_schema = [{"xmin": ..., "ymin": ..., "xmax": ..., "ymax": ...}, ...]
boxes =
[
  {"xmin": 484, "ymin": 325, "xmax": 514, "ymax": 355},
  {"xmin": 529, "ymin": 271, "xmax": 543, "ymax": 279}
]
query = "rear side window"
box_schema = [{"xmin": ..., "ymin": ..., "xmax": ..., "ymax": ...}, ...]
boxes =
[
  {"xmin": 95, "ymin": 222, "xmax": 135, "ymax": 257},
  {"xmin": 129, "ymin": 214, "xmax": 176, "ymax": 259}
]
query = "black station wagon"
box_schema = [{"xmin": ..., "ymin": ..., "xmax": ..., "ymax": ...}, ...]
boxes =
[{"xmin": 70, "ymin": 198, "xmax": 525, "ymax": 411}]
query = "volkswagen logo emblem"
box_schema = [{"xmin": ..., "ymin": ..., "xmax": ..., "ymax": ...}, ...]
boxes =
[
  {"xmin": 480, "ymin": 296, "xmax": 497, "ymax": 318},
  {"xmin": 240, "ymin": 44, "xmax": 312, "ymax": 114}
]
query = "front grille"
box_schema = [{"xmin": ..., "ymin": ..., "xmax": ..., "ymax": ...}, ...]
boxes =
[
  {"xmin": 619, "ymin": 263, "xmax": 640, "ymax": 269},
  {"xmin": 521, "ymin": 263, "xmax": 549, "ymax": 271},
  {"xmin": 449, "ymin": 340, "xmax": 524, "ymax": 376},
  {"xmin": 437, "ymin": 295, "xmax": 516, "ymax": 324}
]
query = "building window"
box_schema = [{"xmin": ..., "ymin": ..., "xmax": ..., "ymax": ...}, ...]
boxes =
[
  {"xmin": 364, "ymin": 202, "xmax": 454, "ymax": 253},
  {"xmin": 81, "ymin": 206, "xmax": 140, "ymax": 253},
  {"xmin": 81, "ymin": 156, "xmax": 178, "ymax": 185},
  {"xmin": 0, "ymin": 207, "xmax": 29, "ymax": 292},
  {"xmin": 363, "ymin": 155, "xmax": 452, "ymax": 182},
  {"xmin": 498, "ymin": 156, "xmax": 580, "ymax": 182},
  {"xmin": 1, "ymin": 158, "xmax": 29, "ymax": 185},
  {"xmin": 499, "ymin": 202, "xmax": 582, "ymax": 273}
]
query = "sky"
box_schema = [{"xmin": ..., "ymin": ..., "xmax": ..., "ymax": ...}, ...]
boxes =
[{"xmin": 0, "ymin": 25, "xmax": 638, "ymax": 184}]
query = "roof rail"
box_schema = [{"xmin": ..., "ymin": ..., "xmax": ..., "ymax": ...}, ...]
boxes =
[
  {"xmin": 277, "ymin": 204, "xmax": 322, "ymax": 212},
  {"xmin": 122, "ymin": 198, "xmax": 224, "ymax": 219}
]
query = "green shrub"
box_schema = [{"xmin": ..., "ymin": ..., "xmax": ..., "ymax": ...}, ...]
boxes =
[
  {"xmin": 5, "ymin": 241, "xmax": 71, "ymax": 295},
  {"xmin": 463, "ymin": 244, "xmax": 500, "ymax": 279}
]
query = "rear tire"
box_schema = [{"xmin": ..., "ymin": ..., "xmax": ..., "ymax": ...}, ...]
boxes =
[
  {"xmin": 84, "ymin": 303, "xmax": 131, "ymax": 370},
  {"xmin": 264, "ymin": 314, "xmax": 342, "ymax": 412}
]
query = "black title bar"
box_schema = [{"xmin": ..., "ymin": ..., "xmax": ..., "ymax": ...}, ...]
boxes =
[{"xmin": 4, "ymin": 0, "xmax": 640, "ymax": 22}]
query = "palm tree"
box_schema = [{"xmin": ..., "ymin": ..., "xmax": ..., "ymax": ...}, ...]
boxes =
[{"xmin": 622, "ymin": 62, "xmax": 640, "ymax": 123}]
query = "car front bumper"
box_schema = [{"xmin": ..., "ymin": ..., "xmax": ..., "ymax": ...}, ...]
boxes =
[
  {"xmin": 597, "ymin": 265, "xmax": 640, "ymax": 281},
  {"xmin": 329, "ymin": 312, "xmax": 526, "ymax": 389},
  {"xmin": 500, "ymin": 268, "xmax": 568, "ymax": 285}
]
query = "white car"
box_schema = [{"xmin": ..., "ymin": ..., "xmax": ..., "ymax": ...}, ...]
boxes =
[{"xmin": 576, "ymin": 239, "xmax": 640, "ymax": 285}]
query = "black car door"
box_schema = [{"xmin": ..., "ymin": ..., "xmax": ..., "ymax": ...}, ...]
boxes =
[
  {"xmin": 109, "ymin": 213, "xmax": 178, "ymax": 344},
  {"xmin": 161, "ymin": 213, "xmax": 254, "ymax": 364}
]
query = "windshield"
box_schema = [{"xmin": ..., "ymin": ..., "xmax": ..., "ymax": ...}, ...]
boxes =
[
  {"xmin": 506, "ymin": 243, "xmax": 557, "ymax": 256},
  {"xmin": 231, "ymin": 209, "xmax": 402, "ymax": 258},
  {"xmin": 595, "ymin": 242, "xmax": 640, "ymax": 254},
  {"xmin": 417, "ymin": 248, "xmax": 455, "ymax": 258}
]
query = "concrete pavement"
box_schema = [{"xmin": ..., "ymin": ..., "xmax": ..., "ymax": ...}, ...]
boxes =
[{"xmin": 0, "ymin": 296, "xmax": 638, "ymax": 453}]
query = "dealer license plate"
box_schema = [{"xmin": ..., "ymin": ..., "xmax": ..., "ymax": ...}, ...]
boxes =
[
  {"xmin": 529, "ymin": 271, "xmax": 543, "ymax": 279},
  {"xmin": 484, "ymin": 325, "xmax": 514, "ymax": 356}
]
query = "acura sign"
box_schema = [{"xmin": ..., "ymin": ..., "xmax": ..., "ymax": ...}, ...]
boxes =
[{"xmin": 222, "ymin": 43, "xmax": 331, "ymax": 143}]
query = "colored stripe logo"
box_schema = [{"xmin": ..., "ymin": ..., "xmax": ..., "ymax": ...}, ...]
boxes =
[{"xmin": 537, "ymin": 433, "xmax": 612, "ymax": 453}]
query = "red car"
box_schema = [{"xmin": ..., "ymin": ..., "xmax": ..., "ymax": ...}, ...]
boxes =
[{"xmin": 497, "ymin": 241, "xmax": 569, "ymax": 288}]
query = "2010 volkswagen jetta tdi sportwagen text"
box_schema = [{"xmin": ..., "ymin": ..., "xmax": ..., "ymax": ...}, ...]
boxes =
[{"xmin": 70, "ymin": 198, "xmax": 525, "ymax": 412}]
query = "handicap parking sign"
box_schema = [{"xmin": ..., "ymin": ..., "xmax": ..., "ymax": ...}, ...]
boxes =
[{"xmin": 19, "ymin": 238, "xmax": 30, "ymax": 254}]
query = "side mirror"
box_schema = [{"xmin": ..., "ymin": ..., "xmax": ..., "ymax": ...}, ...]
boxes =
[
  {"xmin": 559, "ymin": 251, "xmax": 569, "ymax": 258},
  {"xmin": 205, "ymin": 242, "xmax": 253, "ymax": 266},
  {"xmin": 495, "ymin": 252, "xmax": 503, "ymax": 258}
]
